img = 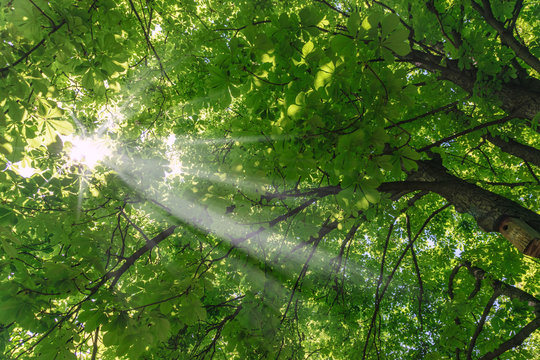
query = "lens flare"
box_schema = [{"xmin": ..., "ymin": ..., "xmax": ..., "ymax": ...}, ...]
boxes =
[{"xmin": 66, "ymin": 135, "xmax": 112, "ymax": 169}]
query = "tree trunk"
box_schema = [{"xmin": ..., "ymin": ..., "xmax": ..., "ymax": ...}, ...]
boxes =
[
  {"xmin": 485, "ymin": 134, "xmax": 540, "ymax": 168},
  {"xmin": 403, "ymin": 50, "xmax": 540, "ymax": 120},
  {"xmin": 379, "ymin": 158, "xmax": 540, "ymax": 257}
]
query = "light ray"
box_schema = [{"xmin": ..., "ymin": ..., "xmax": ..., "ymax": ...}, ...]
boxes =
[
  {"xmin": 62, "ymin": 103, "xmax": 375, "ymax": 290},
  {"xmin": 171, "ymin": 134, "xmax": 291, "ymax": 147},
  {"xmin": 108, "ymin": 154, "xmax": 373, "ymax": 288},
  {"xmin": 65, "ymin": 135, "xmax": 113, "ymax": 169},
  {"xmin": 11, "ymin": 160, "xmax": 38, "ymax": 178},
  {"xmin": 163, "ymin": 136, "xmax": 306, "ymax": 194}
]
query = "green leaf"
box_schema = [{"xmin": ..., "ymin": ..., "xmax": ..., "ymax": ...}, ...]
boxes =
[
  {"xmin": 347, "ymin": 12, "xmax": 362, "ymax": 34},
  {"xmin": 359, "ymin": 181, "xmax": 380, "ymax": 205},
  {"xmin": 355, "ymin": 196, "xmax": 369, "ymax": 211},
  {"xmin": 11, "ymin": 1, "xmax": 42, "ymax": 41},
  {"xmin": 152, "ymin": 317, "xmax": 171, "ymax": 340},
  {"xmin": 47, "ymin": 120, "xmax": 74, "ymax": 135},
  {"xmin": 1, "ymin": 238, "xmax": 17, "ymax": 257},
  {"xmin": 82, "ymin": 71, "xmax": 95, "ymax": 89},
  {"xmin": 84, "ymin": 313, "xmax": 107, "ymax": 333},
  {"xmin": 8, "ymin": 103, "xmax": 27, "ymax": 123},
  {"xmin": 0, "ymin": 298, "xmax": 21, "ymax": 323},
  {"xmin": 314, "ymin": 60, "xmax": 335, "ymax": 90},
  {"xmin": 0, "ymin": 207, "xmax": 16, "ymax": 227},
  {"xmin": 116, "ymin": 335, "xmax": 133, "ymax": 356},
  {"xmin": 401, "ymin": 146, "xmax": 420, "ymax": 161},
  {"xmin": 383, "ymin": 28, "xmax": 410, "ymax": 56},
  {"xmin": 299, "ymin": 7, "xmax": 323, "ymax": 27},
  {"xmin": 302, "ymin": 41, "xmax": 314, "ymax": 57},
  {"xmin": 0, "ymin": 142, "xmax": 13, "ymax": 157},
  {"xmin": 254, "ymin": 33, "xmax": 273, "ymax": 52},
  {"xmin": 103, "ymin": 330, "xmax": 118, "ymax": 347},
  {"xmin": 381, "ymin": 13, "xmax": 401, "ymax": 38},
  {"xmin": 287, "ymin": 104, "xmax": 303, "ymax": 118},
  {"xmin": 159, "ymin": 301, "xmax": 173, "ymax": 315},
  {"xmin": 362, "ymin": 12, "xmax": 383, "ymax": 31}
]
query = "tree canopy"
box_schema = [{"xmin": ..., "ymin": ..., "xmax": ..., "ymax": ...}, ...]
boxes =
[{"xmin": 0, "ymin": 0, "xmax": 539, "ymax": 359}]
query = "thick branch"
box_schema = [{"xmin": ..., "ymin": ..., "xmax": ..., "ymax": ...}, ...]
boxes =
[
  {"xmin": 471, "ymin": 0, "xmax": 540, "ymax": 74},
  {"xmin": 485, "ymin": 133, "xmax": 540, "ymax": 168},
  {"xmin": 402, "ymin": 50, "xmax": 540, "ymax": 120},
  {"xmin": 478, "ymin": 317, "xmax": 540, "ymax": 360},
  {"xmin": 378, "ymin": 159, "xmax": 540, "ymax": 257},
  {"xmin": 380, "ymin": 159, "xmax": 540, "ymax": 232}
]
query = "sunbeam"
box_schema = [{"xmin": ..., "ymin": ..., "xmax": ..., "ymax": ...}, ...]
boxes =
[
  {"xmin": 107, "ymin": 151, "xmax": 373, "ymax": 294},
  {"xmin": 64, "ymin": 135, "xmax": 113, "ymax": 169},
  {"xmin": 62, "ymin": 104, "xmax": 374, "ymax": 301}
]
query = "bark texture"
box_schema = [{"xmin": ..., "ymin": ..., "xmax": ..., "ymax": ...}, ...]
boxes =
[
  {"xmin": 485, "ymin": 134, "xmax": 540, "ymax": 168},
  {"xmin": 403, "ymin": 50, "xmax": 540, "ymax": 120},
  {"xmin": 379, "ymin": 158, "xmax": 540, "ymax": 256}
]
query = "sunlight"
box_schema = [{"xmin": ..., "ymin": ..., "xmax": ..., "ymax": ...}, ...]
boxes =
[
  {"xmin": 165, "ymin": 156, "xmax": 184, "ymax": 178},
  {"xmin": 11, "ymin": 160, "xmax": 38, "ymax": 178},
  {"xmin": 151, "ymin": 24, "xmax": 162, "ymax": 38},
  {"xmin": 64, "ymin": 135, "xmax": 112, "ymax": 169},
  {"xmin": 112, "ymin": 154, "xmax": 371, "ymax": 283}
]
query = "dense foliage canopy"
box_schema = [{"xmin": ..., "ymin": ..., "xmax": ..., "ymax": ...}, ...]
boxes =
[{"xmin": 0, "ymin": 0, "xmax": 539, "ymax": 359}]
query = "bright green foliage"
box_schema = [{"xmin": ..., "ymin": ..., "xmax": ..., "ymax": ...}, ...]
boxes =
[{"xmin": 0, "ymin": 0, "xmax": 539, "ymax": 359}]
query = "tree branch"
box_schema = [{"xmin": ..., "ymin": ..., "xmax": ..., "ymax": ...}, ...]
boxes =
[
  {"xmin": 313, "ymin": 0, "xmax": 349, "ymax": 17},
  {"xmin": 381, "ymin": 167, "xmax": 540, "ymax": 248},
  {"xmin": 471, "ymin": 0, "xmax": 540, "ymax": 74},
  {"xmin": 107, "ymin": 225, "xmax": 177, "ymax": 288},
  {"xmin": 406, "ymin": 215, "xmax": 424, "ymax": 330},
  {"xmin": 281, "ymin": 218, "xmax": 338, "ymax": 323},
  {"xmin": 363, "ymin": 205, "xmax": 449, "ymax": 359},
  {"xmin": 0, "ymin": 20, "xmax": 66, "ymax": 75},
  {"xmin": 401, "ymin": 49, "xmax": 540, "ymax": 120},
  {"xmin": 466, "ymin": 290, "xmax": 501, "ymax": 360},
  {"xmin": 485, "ymin": 133, "xmax": 540, "ymax": 168},
  {"xmin": 127, "ymin": 0, "xmax": 174, "ymax": 86},
  {"xmin": 418, "ymin": 114, "xmax": 515, "ymax": 152},
  {"xmin": 91, "ymin": 326, "xmax": 100, "ymax": 360},
  {"xmin": 478, "ymin": 316, "xmax": 540, "ymax": 360},
  {"xmin": 450, "ymin": 262, "xmax": 540, "ymax": 359},
  {"xmin": 385, "ymin": 100, "xmax": 462, "ymax": 130},
  {"xmin": 268, "ymin": 199, "xmax": 315, "ymax": 227}
]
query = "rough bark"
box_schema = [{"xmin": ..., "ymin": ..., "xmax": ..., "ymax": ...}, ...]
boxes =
[
  {"xmin": 402, "ymin": 50, "xmax": 540, "ymax": 120},
  {"xmin": 378, "ymin": 158, "xmax": 540, "ymax": 257},
  {"xmin": 485, "ymin": 133, "xmax": 540, "ymax": 168},
  {"xmin": 471, "ymin": 0, "xmax": 540, "ymax": 75}
]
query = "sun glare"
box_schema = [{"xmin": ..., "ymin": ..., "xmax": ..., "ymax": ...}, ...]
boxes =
[
  {"xmin": 11, "ymin": 160, "xmax": 38, "ymax": 178},
  {"xmin": 66, "ymin": 135, "xmax": 112, "ymax": 169}
]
